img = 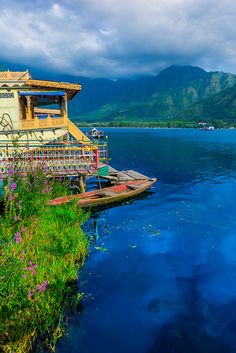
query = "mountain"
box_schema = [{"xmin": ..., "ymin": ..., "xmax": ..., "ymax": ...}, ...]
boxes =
[
  {"xmin": 76, "ymin": 67, "xmax": 236, "ymax": 121},
  {"xmin": 42, "ymin": 65, "xmax": 211, "ymax": 119},
  {"xmin": 179, "ymin": 86, "xmax": 236, "ymax": 121},
  {"xmin": 5, "ymin": 63, "xmax": 235, "ymax": 123}
]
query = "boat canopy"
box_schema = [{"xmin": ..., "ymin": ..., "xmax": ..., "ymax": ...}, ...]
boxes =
[{"xmin": 19, "ymin": 91, "xmax": 65, "ymax": 97}]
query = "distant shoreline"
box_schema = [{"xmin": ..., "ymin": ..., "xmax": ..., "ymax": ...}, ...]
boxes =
[{"xmin": 74, "ymin": 120, "xmax": 236, "ymax": 129}]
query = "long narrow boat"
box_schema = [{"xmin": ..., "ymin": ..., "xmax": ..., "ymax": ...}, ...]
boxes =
[{"xmin": 49, "ymin": 178, "xmax": 157, "ymax": 208}]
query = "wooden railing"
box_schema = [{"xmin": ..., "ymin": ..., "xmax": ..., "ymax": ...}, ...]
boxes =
[
  {"xmin": 19, "ymin": 116, "xmax": 90, "ymax": 143},
  {"xmin": 0, "ymin": 141, "xmax": 108, "ymax": 178},
  {"xmin": 20, "ymin": 116, "xmax": 68, "ymax": 130},
  {"xmin": 0, "ymin": 71, "xmax": 30, "ymax": 81}
]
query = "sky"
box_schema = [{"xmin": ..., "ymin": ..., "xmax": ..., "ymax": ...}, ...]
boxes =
[{"xmin": 0, "ymin": 0, "xmax": 236, "ymax": 78}]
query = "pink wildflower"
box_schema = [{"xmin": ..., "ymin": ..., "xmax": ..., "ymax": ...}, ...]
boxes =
[
  {"xmin": 13, "ymin": 216, "xmax": 18, "ymax": 221},
  {"xmin": 42, "ymin": 281, "xmax": 47, "ymax": 291},
  {"xmin": 14, "ymin": 232, "xmax": 21, "ymax": 243},
  {"xmin": 9, "ymin": 194, "xmax": 14, "ymax": 201},
  {"xmin": 15, "ymin": 237, "xmax": 21, "ymax": 244},
  {"xmin": 23, "ymin": 262, "xmax": 38, "ymax": 275},
  {"xmin": 27, "ymin": 291, "xmax": 34, "ymax": 300},
  {"xmin": 22, "ymin": 274, "xmax": 26, "ymax": 279},
  {"xmin": 11, "ymin": 182, "xmax": 17, "ymax": 191},
  {"xmin": 18, "ymin": 170, "xmax": 23, "ymax": 177},
  {"xmin": 9, "ymin": 169, "xmax": 14, "ymax": 176},
  {"xmin": 37, "ymin": 280, "xmax": 48, "ymax": 293}
]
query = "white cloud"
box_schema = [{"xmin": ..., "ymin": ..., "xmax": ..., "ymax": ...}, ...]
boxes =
[
  {"xmin": 50, "ymin": 3, "xmax": 65, "ymax": 18},
  {"xmin": 0, "ymin": 0, "xmax": 236, "ymax": 77}
]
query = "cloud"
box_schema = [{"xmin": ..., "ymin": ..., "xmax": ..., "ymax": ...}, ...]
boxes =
[{"xmin": 0, "ymin": 0, "xmax": 236, "ymax": 77}]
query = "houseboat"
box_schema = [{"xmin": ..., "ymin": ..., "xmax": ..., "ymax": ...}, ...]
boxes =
[{"xmin": 0, "ymin": 70, "xmax": 108, "ymax": 179}]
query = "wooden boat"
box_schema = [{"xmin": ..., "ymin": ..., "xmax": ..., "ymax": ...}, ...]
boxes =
[{"xmin": 49, "ymin": 178, "xmax": 157, "ymax": 208}]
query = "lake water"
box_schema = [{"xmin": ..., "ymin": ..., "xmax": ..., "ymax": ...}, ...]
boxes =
[{"xmin": 56, "ymin": 128, "xmax": 236, "ymax": 353}]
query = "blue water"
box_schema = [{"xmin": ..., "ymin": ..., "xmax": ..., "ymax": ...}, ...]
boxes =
[{"xmin": 56, "ymin": 128, "xmax": 236, "ymax": 353}]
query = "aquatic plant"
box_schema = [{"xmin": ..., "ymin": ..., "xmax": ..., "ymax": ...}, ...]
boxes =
[{"xmin": 0, "ymin": 160, "xmax": 89, "ymax": 352}]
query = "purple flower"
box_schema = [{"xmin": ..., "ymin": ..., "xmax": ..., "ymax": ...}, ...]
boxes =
[
  {"xmin": 28, "ymin": 291, "xmax": 34, "ymax": 299},
  {"xmin": 15, "ymin": 237, "xmax": 21, "ymax": 244},
  {"xmin": 14, "ymin": 232, "xmax": 21, "ymax": 243},
  {"xmin": 9, "ymin": 194, "xmax": 14, "ymax": 201},
  {"xmin": 18, "ymin": 170, "xmax": 23, "ymax": 177},
  {"xmin": 41, "ymin": 189, "xmax": 46, "ymax": 193},
  {"xmin": 9, "ymin": 169, "xmax": 14, "ymax": 176},
  {"xmin": 42, "ymin": 281, "xmax": 48, "ymax": 291},
  {"xmin": 11, "ymin": 183, "xmax": 17, "ymax": 191},
  {"xmin": 13, "ymin": 216, "xmax": 18, "ymax": 221},
  {"xmin": 21, "ymin": 227, "xmax": 26, "ymax": 232},
  {"xmin": 37, "ymin": 280, "xmax": 48, "ymax": 293},
  {"xmin": 24, "ymin": 262, "xmax": 38, "ymax": 274}
]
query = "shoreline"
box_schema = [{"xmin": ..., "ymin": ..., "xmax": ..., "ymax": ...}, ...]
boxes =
[{"xmin": 74, "ymin": 120, "xmax": 236, "ymax": 129}]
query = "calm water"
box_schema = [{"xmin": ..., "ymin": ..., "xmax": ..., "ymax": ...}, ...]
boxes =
[{"xmin": 56, "ymin": 128, "xmax": 236, "ymax": 353}]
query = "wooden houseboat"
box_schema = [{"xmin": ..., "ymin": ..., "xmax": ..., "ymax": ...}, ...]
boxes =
[{"xmin": 0, "ymin": 70, "xmax": 108, "ymax": 179}]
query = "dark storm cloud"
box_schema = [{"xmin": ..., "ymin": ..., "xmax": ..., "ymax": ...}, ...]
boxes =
[{"xmin": 0, "ymin": 0, "xmax": 236, "ymax": 77}]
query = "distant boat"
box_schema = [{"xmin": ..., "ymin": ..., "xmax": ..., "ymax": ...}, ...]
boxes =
[
  {"xmin": 198, "ymin": 122, "xmax": 215, "ymax": 130},
  {"xmin": 202, "ymin": 125, "xmax": 215, "ymax": 131},
  {"xmin": 86, "ymin": 128, "xmax": 104, "ymax": 139},
  {"xmin": 49, "ymin": 178, "xmax": 157, "ymax": 208}
]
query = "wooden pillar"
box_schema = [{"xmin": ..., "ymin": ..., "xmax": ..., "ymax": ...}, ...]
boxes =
[
  {"xmin": 26, "ymin": 96, "xmax": 33, "ymax": 120},
  {"xmin": 63, "ymin": 93, "xmax": 68, "ymax": 118},
  {"xmin": 78, "ymin": 175, "xmax": 86, "ymax": 193}
]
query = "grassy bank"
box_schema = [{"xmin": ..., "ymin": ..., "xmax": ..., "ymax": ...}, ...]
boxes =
[{"xmin": 0, "ymin": 165, "xmax": 89, "ymax": 352}]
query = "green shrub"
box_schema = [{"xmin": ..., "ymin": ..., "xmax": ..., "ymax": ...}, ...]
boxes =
[{"xmin": 0, "ymin": 163, "xmax": 89, "ymax": 353}]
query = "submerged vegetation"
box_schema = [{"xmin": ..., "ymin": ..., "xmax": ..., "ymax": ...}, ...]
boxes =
[{"xmin": 0, "ymin": 162, "xmax": 89, "ymax": 352}]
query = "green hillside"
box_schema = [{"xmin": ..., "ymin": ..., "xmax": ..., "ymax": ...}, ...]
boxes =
[
  {"xmin": 179, "ymin": 86, "xmax": 236, "ymax": 122},
  {"xmin": 76, "ymin": 67, "xmax": 236, "ymax": 122}
]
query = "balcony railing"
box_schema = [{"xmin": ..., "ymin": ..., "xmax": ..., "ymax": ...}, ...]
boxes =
[
  {"xmin": 0, "ymin": 71, "xmax": 30, "ymax": 81},
  {"xmin": 20, "ymin": 115, "xmax": 68, "ymax": 130},
  {"xmin": 0, "ymin": 140, "xmax": 108, "ymax": 178}
]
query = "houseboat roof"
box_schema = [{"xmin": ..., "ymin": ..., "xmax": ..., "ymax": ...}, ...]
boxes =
[
  {"xmin": 26, "ymin": 79, "xmax": 81, "ymax": 100},
  {"xmin": 0, "ymin": 71, "xmax": 82, "ymax": 100}
]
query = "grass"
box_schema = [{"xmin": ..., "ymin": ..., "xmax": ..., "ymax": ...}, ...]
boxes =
[{"xmin": 0, "ymin": 163, "xmax": 89, "ymax": 352}]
